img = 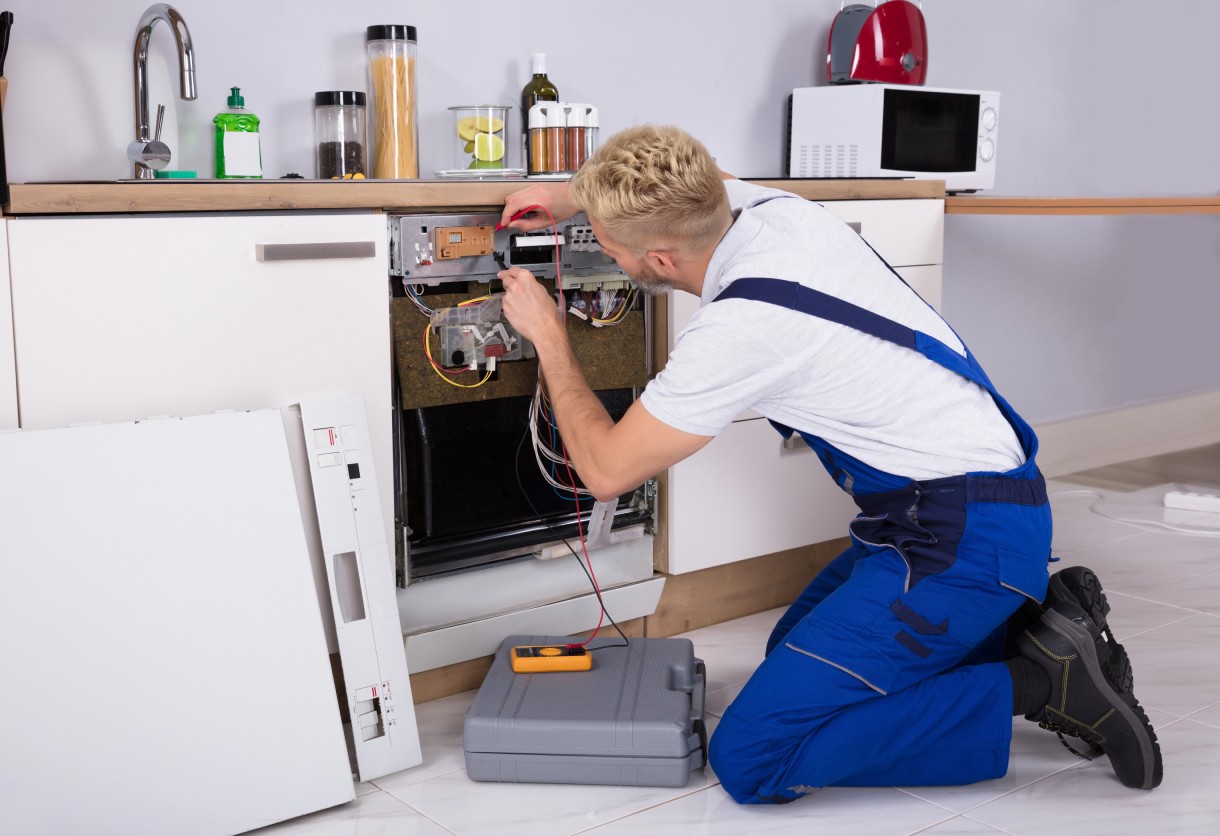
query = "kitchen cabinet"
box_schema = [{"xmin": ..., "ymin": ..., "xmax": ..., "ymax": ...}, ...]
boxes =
[
  {"xmin": 822, "ymin": 198, "xmax": 945, "ymax": 308},
  {"xmin": 663, "ymin": 198, "xmax": 945, "ymax": 574},
  {"xmin": 6, "ymin": 211, "xmax": 394, "ymax": 546},
  {"xmin": 0, "ymin": 222, "xmax": 17, "ymax": 431}
]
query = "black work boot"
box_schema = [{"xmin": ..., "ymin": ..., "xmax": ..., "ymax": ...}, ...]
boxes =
[
  {"xmin": 1006, "ymin": 566, "xmax": 1133, "ymax": 694},
  {"xmin": 1017, "ymin": 599, "xmax": 1163, "ymax": 790},
  {"xmin": 1048, "ymin": 566, "xmax": 1133, "ymax": 692}
]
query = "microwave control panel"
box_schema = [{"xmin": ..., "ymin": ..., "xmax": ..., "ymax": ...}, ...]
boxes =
[{"xmin": 389, "ymin": 212, "xmax": 628, "ymax": 290}]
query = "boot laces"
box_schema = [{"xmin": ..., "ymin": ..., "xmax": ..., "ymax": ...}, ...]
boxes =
[{"xmin": 1036, "ymin": 716, "xmax": 1098, "ymax": 762}]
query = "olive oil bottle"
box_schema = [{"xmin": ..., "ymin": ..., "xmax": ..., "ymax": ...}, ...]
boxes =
[
  {"xmin": 520, "ymin": 53, "xmax": 558, "ymax": 175},
  {"xmin": 214, "ymin": 87, "xmax": 262, "ymax": 179}
]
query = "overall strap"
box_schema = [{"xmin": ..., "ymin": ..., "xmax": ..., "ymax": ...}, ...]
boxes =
[
  {"xmin": 713, "ymin": 278, "xmax": 990, "ymax": 393},
  {"xmin": 711, "ymin": 277, "xmax": 1041, "ymax": 483}
]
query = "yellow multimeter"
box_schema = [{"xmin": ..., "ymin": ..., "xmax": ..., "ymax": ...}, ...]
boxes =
[{"xmin": 510, "ymin": 644, "xmax": 593, "ymax": 673}]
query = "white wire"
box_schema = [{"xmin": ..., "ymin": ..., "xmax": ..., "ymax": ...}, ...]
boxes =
[
  {"xmin": 590, "ymin": 288, "xmax": 636, "ymax": 327},
  {"xmin": 402, "ymin": 280, "xmax": 433, "ymax": 315},
  {"xmin": 529, "ymin": 381, "xmax": 591, "ymax": 496},
  {"xmin": 1050, "ymin": 488, "xmax": 1220, "ymax": 538}
]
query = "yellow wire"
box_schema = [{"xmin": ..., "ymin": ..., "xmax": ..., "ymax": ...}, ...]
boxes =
[
  {"xmin": 592, "ymin": 288, "xmax": 636, "ymax": 324},
  {"xmin": 424, "ymin": 327, "xmax": 493, "ymax": 388}
]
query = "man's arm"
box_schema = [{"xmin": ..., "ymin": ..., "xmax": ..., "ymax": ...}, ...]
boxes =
[
  {"xmin": 499, "ymin": 182, "xmax": 580, "ymax": 232},
  {"xmin": 500, "ymin": 267, "xmax": 713, "ymax": 500}
]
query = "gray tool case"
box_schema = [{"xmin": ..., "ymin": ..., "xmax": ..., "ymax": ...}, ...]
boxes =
[{"xmin": 464, "ymin": 635, "xmax": 707, "ymax": 788}]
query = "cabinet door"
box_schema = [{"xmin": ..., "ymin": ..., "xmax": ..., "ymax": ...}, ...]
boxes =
[
  {"xmin": 0, "ymin": 222, "xmax": 17, "ymax": 431},
  {"xmin": 666, "ymin": 417, "xmax": 857, "ymax": 574},
  {"xmin": 820, "ymin": 199, "xmax": 944, "ymax": 268},
  {"xmin": 8, "ymin": 212, "xmax": 393, "ymax": 545},
  {"xmin": 895, "ymin": 264, "xmax": 943, "ymax": 312}
]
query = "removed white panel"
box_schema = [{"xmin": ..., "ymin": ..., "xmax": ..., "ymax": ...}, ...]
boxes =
[
  {"xmin": 0, "ymin": 411, "xmax": 353, "ymax": 836},
  {"xmin": 298, "ymin": 397, "xmax": 422, "ymax": 780}
]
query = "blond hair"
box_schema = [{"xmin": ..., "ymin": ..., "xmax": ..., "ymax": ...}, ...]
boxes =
[{"xmin": 570, "ymin": 125, "xmax": 729, "ymax": 253}]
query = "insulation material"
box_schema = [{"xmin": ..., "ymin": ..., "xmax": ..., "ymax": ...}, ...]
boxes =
[{"xmin": 395, "ymin": 291, "xmax": 648, "ymax": 410}]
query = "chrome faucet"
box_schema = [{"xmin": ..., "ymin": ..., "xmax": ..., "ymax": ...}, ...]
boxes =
[{"xmin": 128, "ymin": 3, "xmax": 197, "ymax": 179}]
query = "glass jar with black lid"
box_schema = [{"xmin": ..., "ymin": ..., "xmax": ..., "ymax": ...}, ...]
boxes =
[{"xmin": 314, "ymin": 91, "xmax": 367, "ymax": 180}]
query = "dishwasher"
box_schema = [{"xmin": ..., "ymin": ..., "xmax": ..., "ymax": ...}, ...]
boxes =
[{"xmin": 386, "ymin": 211, "xmax": 663, "ymax": 671}]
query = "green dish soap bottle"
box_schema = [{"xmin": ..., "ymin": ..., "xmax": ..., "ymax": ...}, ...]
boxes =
[{"xmin": 214, "ymin": 87, "xmax": 262, "ymax": 179}]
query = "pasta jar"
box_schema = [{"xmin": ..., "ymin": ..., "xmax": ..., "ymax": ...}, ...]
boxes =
[{"xmin": 366, "ymin": 25, "xmax": 419, "ymax": 179}]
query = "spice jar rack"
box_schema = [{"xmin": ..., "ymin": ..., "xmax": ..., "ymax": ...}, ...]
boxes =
[{"xmin": 527, "ymin": 102, "xmax": 599, "ymax": 176}]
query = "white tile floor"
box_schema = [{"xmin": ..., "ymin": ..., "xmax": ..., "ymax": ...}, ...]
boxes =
[{"xmin": 259, "ymin": 481, "xmax": 1220, "ymax": 835}]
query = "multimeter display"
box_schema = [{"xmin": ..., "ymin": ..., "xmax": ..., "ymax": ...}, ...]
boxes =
[
  {"xmin": 511, "ymin": 645, "xmax": 593, "ymax": 673},
  {"xmin": 515, "ymin": 646, "xmax": 585, "ymax": 658}
]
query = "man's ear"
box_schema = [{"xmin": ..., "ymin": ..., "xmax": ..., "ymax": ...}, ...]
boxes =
[{"xmin": 644, "ymin": 249, "xmax": 679, "ymax": 276}]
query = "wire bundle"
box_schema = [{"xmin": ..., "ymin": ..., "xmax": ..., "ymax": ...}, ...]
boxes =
[
  {"xmin": 403, "ymin": 281, "xmax": 433, "ymax": 315},
  {"xmin": 528, "ymin": 383, "xmax": 591, "ymax": 499},
  {"xmin": 589, "ymin": 287, "xmax": 637, "ymax": 326},
  {"xmin": 419, "ymin": 292, "xmax": 500, "ymax": 389}
]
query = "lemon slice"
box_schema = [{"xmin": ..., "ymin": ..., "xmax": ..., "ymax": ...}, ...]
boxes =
[
  {"xmin": 473, "ymin": 132, "xmax": 505, "ymax": 162},
  {"xmin": 475, "ymin": 114, "xmax": 504, "ymax": 133},
  {"xmin": 456, "ymin": 116, "xmax": 480, "ymax": 141}
]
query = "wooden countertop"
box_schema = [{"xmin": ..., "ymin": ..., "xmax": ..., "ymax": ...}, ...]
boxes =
[
  {"xmin": 2, "ymin": 178, "xmax": 945, "ymax": 216},
  {"xmin": 945, "ymin": 196, "xmax": 1220, "ymax": 216}
]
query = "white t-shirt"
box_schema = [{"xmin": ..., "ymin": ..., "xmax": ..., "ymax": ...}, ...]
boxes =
[{"xmin": 639, "ymin": 180, "xmax": 1024, "ymax": 480}]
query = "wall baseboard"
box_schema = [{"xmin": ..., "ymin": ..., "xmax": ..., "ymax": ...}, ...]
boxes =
[{"xmin": 1035, "ymin": 388, "xmax": 1220, "ymax": 478}]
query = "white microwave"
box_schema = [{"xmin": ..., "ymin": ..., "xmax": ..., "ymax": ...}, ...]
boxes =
[{"xmin": 787, "ymin": 84, "xmax": 999, "ymax": 193}]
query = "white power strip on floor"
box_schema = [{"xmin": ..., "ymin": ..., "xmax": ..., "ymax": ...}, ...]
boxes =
[{"xmin": 1163, "ymin": 490, "xmax": 1220, "ymax": 513}]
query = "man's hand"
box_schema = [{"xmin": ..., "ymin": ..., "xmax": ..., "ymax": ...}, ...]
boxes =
[
  {"xmin": 499, "ymin": 266, "xmax": 564, "ymax": 348},
  {"xmin": 500, "ymin": 182, "xmax": 579, "ymax": 232}
]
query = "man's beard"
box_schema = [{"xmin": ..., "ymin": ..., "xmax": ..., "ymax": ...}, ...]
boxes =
[{"xmin": 629, "ymin": 259, "xmax": 674, "ymax": 295}]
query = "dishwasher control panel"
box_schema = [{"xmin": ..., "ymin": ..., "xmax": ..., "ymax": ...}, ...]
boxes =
[{"xmin": 389, "ymin": 211, "xmax": 626, "ymax": 290}]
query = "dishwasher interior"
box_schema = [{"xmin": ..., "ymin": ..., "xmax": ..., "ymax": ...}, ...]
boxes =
[{"xmin": 388, "ymin": 211, "xmax": 653, "ymax": 586}]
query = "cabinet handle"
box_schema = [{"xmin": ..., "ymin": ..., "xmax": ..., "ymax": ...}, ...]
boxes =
[
  {"xmin": 255, "ymin": 241, "xmax": 377, "ymax": 262},
  {"xmin": 781, "ymin": 436, "xmax": 812, "ymax": 452}
]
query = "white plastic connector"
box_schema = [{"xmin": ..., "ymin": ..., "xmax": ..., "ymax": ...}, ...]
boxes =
[{"xmin": 1164, "ymin": 490, "xmax": 1220, "ymax": 513}]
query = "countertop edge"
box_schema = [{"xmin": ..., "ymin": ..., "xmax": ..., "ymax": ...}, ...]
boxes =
[
  {"xmin": 945, "ymin": 195, "xmax": 1220, "ymax": 216},
  {"xmin": 2, "ymin": 179, "xmax": 946, "ymax": 216}
]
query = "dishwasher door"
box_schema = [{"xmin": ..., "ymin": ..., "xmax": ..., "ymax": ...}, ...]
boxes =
[{"xmin": 0, "ymin": 411, "xmax": 354, "ymax": 835}]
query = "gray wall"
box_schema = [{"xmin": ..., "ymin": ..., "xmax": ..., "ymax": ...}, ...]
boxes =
[
  {"xmin": 926, "ymin": 0, "xmax": 1220, "ymax": 422},
  {"xmin": 6, "ymin": 0, "xmax": 1218, "ymax": 423}
]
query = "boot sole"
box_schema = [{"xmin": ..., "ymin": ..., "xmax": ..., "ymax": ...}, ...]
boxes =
[
  {"xmin": 1042, "ymin": 606, "xmax": 1163, "ymax": 790},
  {"xmin": 1049, "ymin": 567, "xmax": 1134, "ymax": 693},
  {"xmin": 1048, "ymin": 567, "xmax": 1111, "ymax": 631}
]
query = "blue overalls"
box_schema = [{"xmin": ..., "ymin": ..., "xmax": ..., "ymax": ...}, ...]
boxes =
[{"xmin": 705, "ymin": 277, "xmax": 1053, "ymax": 804}]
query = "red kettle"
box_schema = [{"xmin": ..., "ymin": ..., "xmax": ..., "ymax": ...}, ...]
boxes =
[{"xmin": 827, "ymin": 1, "xmax": 928, "ymax": 85}]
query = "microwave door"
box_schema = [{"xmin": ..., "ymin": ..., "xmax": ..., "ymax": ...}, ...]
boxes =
[{"xmin": 880, "ymin": 88, "xmax": 980, "ymax": 175}]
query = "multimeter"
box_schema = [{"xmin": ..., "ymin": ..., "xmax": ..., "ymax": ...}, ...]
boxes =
[{"xmin": 510, "ymin": 644, "xmax": 593, "ymax": 673}]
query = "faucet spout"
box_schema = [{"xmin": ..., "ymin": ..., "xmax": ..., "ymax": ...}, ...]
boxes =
[{"xmin": 132, "ymin": 3, "xmax": 197, "ymax": 178}]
